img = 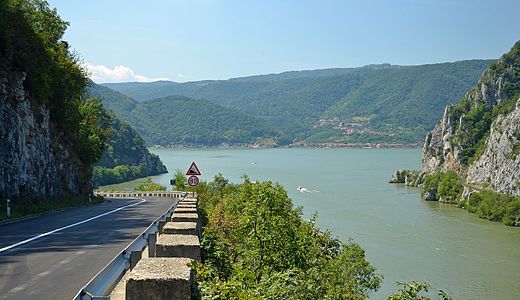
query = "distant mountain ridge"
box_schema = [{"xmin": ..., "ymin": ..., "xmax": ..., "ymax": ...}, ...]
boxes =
[
  {"xmin": 103, "ymin": 60, "xmax": 492, "ymax": 144},
  {"xmin": 88, "ymin": 83, "xmax": 284, "ymax": 146}
]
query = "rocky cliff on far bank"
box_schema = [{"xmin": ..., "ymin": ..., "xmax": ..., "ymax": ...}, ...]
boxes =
[{"xmin": 421, "ymin": 41, "xmax": 520, "ymax": 197}]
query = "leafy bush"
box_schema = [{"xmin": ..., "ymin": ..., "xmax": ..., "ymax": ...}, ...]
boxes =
[
  {"xmin": 422, "ymin": 171, "xmax": 462, "ymax": 203},
  {"xmin": 466, "ymin": 191, "xmax": 520, "ymax": 226},
  {"xmin": 422, "ymin": 174, "xmax": 441, "ymax": 198},
  {"xmin": 194, "ymin": 175, "xmax": 382, "ymax": 299},
  {"xmin": 387, "ymin": 281, "xmax": 452, "ymax": 300},
  {"xmin": 437, "ymin": 171, "xmax": 463, "ymax": 203}
]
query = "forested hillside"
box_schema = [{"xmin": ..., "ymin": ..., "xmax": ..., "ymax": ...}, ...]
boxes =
[
  {"xmin": 105, "ymin": 60, "xmax": 491, "ymax": 143},
  {"xmin": 88, "ymin": 83, "xmax": 284, "ymax": 146},
  {"xmin": 92, "ymin": 116, "xmax": 167, "ymax": 186}
]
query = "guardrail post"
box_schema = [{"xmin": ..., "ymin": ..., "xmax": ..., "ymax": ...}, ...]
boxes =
[
  {"xmin": 6, "ymin": 199, "xmax": 11, "ymax": 218},
  {"xmin": 148, "ymin": 233, "xmax": 157, "ymax": 257},
  {"xmin": 130, "ymin": 251, "xmax": 141, "ymax": 270},
  {"xmin": 158, "ymin": 220, "xmax": 166, "ymax": 234}
]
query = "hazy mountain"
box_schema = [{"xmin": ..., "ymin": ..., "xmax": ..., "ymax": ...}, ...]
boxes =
[{"xmin": 104, "ymin": 60, "xmax": 492, "ymax": 143}]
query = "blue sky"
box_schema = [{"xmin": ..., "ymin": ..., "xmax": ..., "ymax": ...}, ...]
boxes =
[{"xmin": 48, "ymin": 0, "xmax": 520, "ymax": 83}]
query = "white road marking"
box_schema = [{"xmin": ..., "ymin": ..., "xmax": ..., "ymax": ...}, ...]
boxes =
[{"xmin": 0, "ymin": 199, "xmax": 146, "ymax": 253}]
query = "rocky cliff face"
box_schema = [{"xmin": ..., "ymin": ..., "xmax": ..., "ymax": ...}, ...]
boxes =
[
  {"xmin": 421, "ymin": 41, "xmax": 520, "ymax": 197},
  {"xmin": 466, "ymin": 99, "xmax": 520, "ymax": 195},
  {"xmin": 421, "ymin": 105, "xmax": 464, "ymax": 174},
  {"xmin": 0, "ymin": 72, "xmax": 89, "ymax": 200}
]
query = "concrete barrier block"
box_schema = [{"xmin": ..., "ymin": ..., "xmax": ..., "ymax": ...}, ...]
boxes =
[
  {"xmin": 163, "ymin": 222, "xmax": 198, "ymax": 235},
  {"xmin": 172, "ymin": 213, "xmax": 198, "ymax": 223},
  {"xmin": 177, "ymin": 203, "xmax": 197, "ymax": 209},
  {"xmin": 156, "ymin": 234, "xmax": 201, "ymax": 261},
  {"xmin": 175, "ymin": 207, "xmax": 197, "ymax": 213},
  {"xmin": 125, "ymin": 257, "xmax": 193, "ymax": 300},
  {"xmin": 179, "ymin": 200, "xmax": 197, "ymax": 205}
]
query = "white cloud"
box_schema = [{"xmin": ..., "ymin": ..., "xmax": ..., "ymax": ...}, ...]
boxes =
[
  {"xmin": 84, "ymin": 63, "xmax": 170, "ymax": 83},
  {"xmin": 177, "ymin": 74, "xmax": 185, "ymax": 78}
]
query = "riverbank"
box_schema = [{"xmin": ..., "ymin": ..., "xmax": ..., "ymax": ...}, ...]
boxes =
[
  {"xmin": 149, "ymin": 142, "xmax": 423, "ymax": 150},
  {"xmin": 389, "ymin": 169, "xmax": 520, "ymax": 227}
]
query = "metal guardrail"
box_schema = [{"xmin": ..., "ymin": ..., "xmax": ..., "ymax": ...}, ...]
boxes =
[
  {"xmin": 72, "ymin": 193, "xmax": 188, "ymax": 300},
  {"xmin": 94, "ymin": 190, "xmax": 187, "ymax": 199}
]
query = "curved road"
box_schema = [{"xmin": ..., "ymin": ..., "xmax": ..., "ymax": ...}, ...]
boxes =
[{"xmin": 0, "ymin": 197, "xmax": 177, "ymax": 300}]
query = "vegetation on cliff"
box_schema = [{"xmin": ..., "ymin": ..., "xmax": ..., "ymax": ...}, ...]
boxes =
[
  {"xmin": 194, "ymin": 175, "xmax": 382, "ymax": 299},
  {"xmin": 444, "ymin": 41, "xmax": 520, "ymax": 165},
  {"xmin": 422, "ymin": 171, "xmax": 463, "ymax": 204},
  {"xmin": 0, "ymin": 0, "xmax": 111, "ymax": 167},
  {"xmin": 413, "ymin": 41, "xmax": 520, "ymax": 226},
  {"xmin": 0, "ymin": 0, "xmax": 111, "ymax": 214}
]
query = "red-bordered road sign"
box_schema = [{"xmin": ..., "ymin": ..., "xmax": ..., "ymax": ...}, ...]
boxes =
[
  {"xmin": 187, "ymin": 175, "xmax": 199, "ymax": 187},
  {"xmin": 186, "ymin": 162, "xmax": 201, "ymax": 176}
]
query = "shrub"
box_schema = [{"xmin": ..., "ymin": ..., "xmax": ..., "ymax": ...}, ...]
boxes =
[
  {"xmin": 437, "ymin": 171, "xmax": 463, "ymax": 203},
  {"xmin": 466, "ymin": 191, "xmax": 520, "ymax": 226},
  {"xmin": 194, "ymin": 175, "xmax": 382, "ymax": 299}
]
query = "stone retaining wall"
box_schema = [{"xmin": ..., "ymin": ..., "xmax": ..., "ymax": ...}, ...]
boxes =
[{"xmin": 124, "ymin": 195, "xmax": 201, "ymax": 300}]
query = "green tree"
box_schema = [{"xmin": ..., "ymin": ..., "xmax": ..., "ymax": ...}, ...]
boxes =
[{"xmin": 173, "ymin": 169, "xmax": 186, "ymax": 190}]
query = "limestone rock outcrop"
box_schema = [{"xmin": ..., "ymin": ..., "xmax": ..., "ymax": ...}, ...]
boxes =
[
  {"xmin": 0, "ymin": 72, "xmax": 88, "ymax": 200},
  {"xmin": 466, "ymin": 99, "xmax": 520, "ymax": 195},
  {"xmin": 420, "ymin": 41, "xmax": 520, "ymax": 198}
]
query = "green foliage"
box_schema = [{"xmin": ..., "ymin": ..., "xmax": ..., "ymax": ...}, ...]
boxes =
[
  {"xmin": 422, "ymin": 171, "xmax": 462, "ymax": 203},
  {"xmin": 436, "ymin": 171, "xmax": 463, "ymax": 203},
  {"xmin": 466, "ymin": 191, "xmax": 520, "ymax": 226},
  {"xmin": 173, "ymin": 169, "xmax": 186, "ymax": 190},
  {"xmin": 103, "ymin": 61, "xmax": 490, "ymax": 144},
  {"xmin": 387, "ymin": 281, "xmax": 452, "ymax": 300},
  {"xmin": 77, "ymin": 98, "xmax": 113, "ymax": 165},
  {"xmin": 422, "ymin": 174, "xmax": 441, "ymax": 198},
  {"xmin": 0, "ymin": 0, "xmax": 111, "ymax": 166},
  {"xmin": 93, "ymin": 164, "xmax": 147, "ymax": 187},
  {"xmin": 194, "ymin": 175, "xmax": 382, "ymax": 299},
  {"xmin": 134, "ymin": 178, "xmax": 167, "ymax": 191}
]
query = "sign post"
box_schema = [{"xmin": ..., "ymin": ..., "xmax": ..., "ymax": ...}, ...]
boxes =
[{"xmin": 186, "ymin": 162, "xmax": 201, "ymax": 197}]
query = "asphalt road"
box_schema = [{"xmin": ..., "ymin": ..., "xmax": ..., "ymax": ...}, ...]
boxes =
[{"xmin": 0, "ymin": 197, "xmax": 177, "ymax": 300}]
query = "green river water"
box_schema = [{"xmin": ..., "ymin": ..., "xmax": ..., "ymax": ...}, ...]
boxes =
[{"xmin": 101, "ymin": 148, "xmax": 520, "ymax": 299}]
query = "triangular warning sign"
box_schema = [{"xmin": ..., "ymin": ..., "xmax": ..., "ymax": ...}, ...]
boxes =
[{"xmin": 186, "ymin": 162, "xmax": 201, "ymax": 176}]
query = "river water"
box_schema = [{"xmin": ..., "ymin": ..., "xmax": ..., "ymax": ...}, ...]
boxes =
[{"xmin": 101, "ymin": 148, "xmax": 520, "ymax": 299}]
